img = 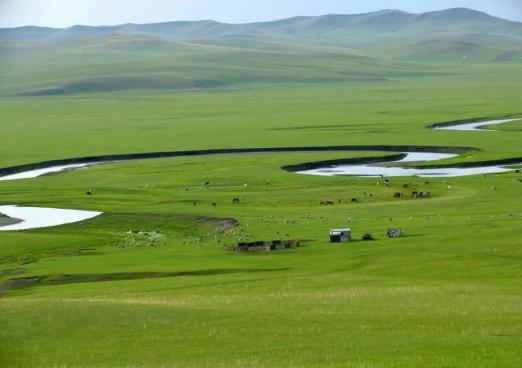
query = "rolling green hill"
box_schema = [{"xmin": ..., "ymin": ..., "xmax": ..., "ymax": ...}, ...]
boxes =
[
  {"xmin": 1, "ymin": 8, "xmax": 521, "ymax": 98},
  {"xmin": 2, "ymin": 8, "xmax": 521, "ymax": 41},
  {"xmin": 1, "ymin": 8, "xmax": 521, "ymax": 64}
]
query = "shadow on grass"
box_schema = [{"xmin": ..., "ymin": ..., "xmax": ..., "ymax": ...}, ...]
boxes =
[{"xmin": 0, "ymin": 268, "xmax": 290, "ymax": 293}]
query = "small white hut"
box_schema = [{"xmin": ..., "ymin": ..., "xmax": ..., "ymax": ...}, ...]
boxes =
[{"xmin": 329, "ymin": 229, "xmax": 351, "ymax": 243}]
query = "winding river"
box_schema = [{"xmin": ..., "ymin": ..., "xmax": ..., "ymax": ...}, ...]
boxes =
[
  {"xmin": 0, "ymin": 163, "xmax": 97, "ymax": 182},
  {"xmin": 434, "ymin": 118, "xmax": 518, "ymax": 132},
  {"xmin": 0, "ymin": 117, "xmax": 520, "ymax": 231},
  {"xmin": 297, "ymin": 152, "xmax": 517, "ymax": 178}
]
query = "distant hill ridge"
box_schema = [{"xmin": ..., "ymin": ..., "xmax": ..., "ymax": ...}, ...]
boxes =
[{"xmin": 1, "ymin": 8, "xmax": 521, "ymax": 42}]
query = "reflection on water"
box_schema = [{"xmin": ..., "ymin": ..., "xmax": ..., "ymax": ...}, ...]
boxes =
[
  {"xmin": 0, "ymin": 205, "xmax": 102, "ymax": 231},
  {"xmin": 298, "ymin": 152, "xmax": 518, "ymax": 178},
  {"xmin": 434, "ymin": 118, "xmax": 518, "ymax": 132},
  {"xmin": 0, "ymin": 163, "xmax": 97, "ymax": 181}
]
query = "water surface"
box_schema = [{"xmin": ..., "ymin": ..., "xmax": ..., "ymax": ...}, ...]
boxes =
[
  {"xmin": 298, "ymin": 152, "xmax": 518, "ymax": 178},
  {"xmin": 0, "ymin": 163, "xmax": 97, "ymax": 181},
  {"xmin": 0, "ymin": 205, "xmax": 102, "ymax": 231},
  {"xmin": 434, "ymin": 118, "xmax": 518, "ymax": 132}
]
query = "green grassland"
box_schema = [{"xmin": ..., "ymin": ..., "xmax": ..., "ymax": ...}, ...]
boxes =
[
  {"xmin": 487, "ymin": 119, "xmax": 522, "ymax": 131},
  {"xmin": 1, "ymin": 25, "xmax": 522, "ymax": 367}
]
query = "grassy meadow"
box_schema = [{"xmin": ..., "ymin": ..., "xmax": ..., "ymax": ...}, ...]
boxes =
[{"xmin": 0, "ymin": 31, "xmax": 522, "ymax": 367}]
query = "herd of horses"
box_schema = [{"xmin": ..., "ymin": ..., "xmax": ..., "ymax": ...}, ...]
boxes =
[{"xmin": 319, "ymin": 190, "xmax": 431, "ymax": 205}]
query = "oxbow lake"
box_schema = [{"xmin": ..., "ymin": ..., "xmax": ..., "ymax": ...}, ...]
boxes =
[{"xmin": 0, "ymin": 205, "xmax": 102, "ymax": 231}]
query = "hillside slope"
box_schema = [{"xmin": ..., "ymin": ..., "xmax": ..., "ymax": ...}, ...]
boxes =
[{"xmin": 2, "ymin": 8, "xmax": 521, "ymax": 42}]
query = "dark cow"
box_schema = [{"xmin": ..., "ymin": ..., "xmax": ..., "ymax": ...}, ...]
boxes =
[
  {"xmin": 321, "ymin": 201, "xmax": 334, "ymax": 206},
  {"xmin": 232, "ymin": 198, "xmax": 241, "ymax": 203}
]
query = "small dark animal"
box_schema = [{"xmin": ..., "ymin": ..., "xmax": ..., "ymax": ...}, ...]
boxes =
[
  {"xmin": 86, "ymin": 191, "xmax": 92, "ymax": 196},
  {"xmin": 338, "ymin": 199, "xmax": 342, "ymax": 204},
  {"xmin": 394, "ymin": 192, "xmax": 402, "ymax": 198},
  {"xmin": 411, "ymin": 191, "xmax": 419, "ymax": 197},
  {"xmin": 212, "ymin": 202, "xmax": 217, "ymax": 207},
  {"xmin": 351, "ymin": 198, "xmax": 358, "ymax": 203},
  {"xmin": 362, "ymin": 233, "xmax": 374, "ymax": 241},
  {"xmin": 204, "ymin": 182, "xmax": 210, "ymax": 186},
  {"xmin": 232, "ymin": 198, "xmax": 241, "ymax": 203}
]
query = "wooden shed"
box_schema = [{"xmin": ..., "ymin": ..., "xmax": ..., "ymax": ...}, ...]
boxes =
[{"xmin": 226, "ymin": 240, "xmax": 300, "ymax": 253}]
